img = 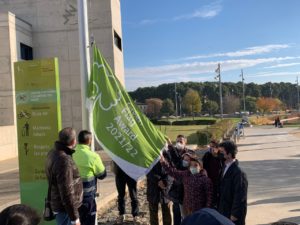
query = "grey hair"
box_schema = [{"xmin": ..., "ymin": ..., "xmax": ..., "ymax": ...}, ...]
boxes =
[{"xmin": 58, "ymin": 127, "xmax": 76, "ymax": 146}]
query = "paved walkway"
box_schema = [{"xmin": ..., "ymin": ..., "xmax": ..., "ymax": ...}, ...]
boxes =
[
  {"xmin": 1, "ymin": 128, "xmax": 300, "ymax": 224},
  {"xmin": 0, "ymin": 151, "xmax": 118, "ymax": 213},
  {"xmin": 238, "ymin": 126, "xmax": 300, "ymax": 225}
]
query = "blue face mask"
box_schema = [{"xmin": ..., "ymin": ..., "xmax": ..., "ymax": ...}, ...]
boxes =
[
  {"xmin": 182, "ymin": 160, "xmax": 189, "ymax": 167},
  {"xmin": 190, "ymin": 167, "xmax": 199, "ymax": 175}
]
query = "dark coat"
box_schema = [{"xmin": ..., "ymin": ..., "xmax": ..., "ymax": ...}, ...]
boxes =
[
  {"xmin": 217, "ymin": 161, "xmax": 248, "ymax": 225},
  {"xmin": 46, "ymin": 142, "xmax": 83, "ymax": 221},
  {"xmin": 146, "ymin": 162, "xmax": 170, "ymax": 204}
]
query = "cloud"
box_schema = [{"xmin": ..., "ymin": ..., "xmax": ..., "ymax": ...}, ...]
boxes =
[
  {"xmin": 247, "ymin": 71, "xmax": 300, "ymax": 78},
  {"xmin": 126, "ymin": 56, "xmax": 300, "ymax": 79},
  {"xmin": 128, "ymin": 1, "xmax": 222, "ymax": 27},
  {"xmin": 173, "ymin": 2, "xmax": 222, "ymax": 20},
  {"xmin": 264, "ymin": 62, "xmax": 300, "ymax": 69},
  {"xmin": 177, "ymin": 44, "xmax": 291, "ymax": 61}
]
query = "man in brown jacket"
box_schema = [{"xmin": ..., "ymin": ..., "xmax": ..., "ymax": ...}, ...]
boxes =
[{"xmin": 46, "ymin": 127, "xmax": 83, "ymax": 225}]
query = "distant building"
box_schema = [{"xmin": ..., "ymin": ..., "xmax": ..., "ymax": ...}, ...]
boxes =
[
  {"xmin": 0, "ymin": 0, "xmax": 124, "ymax": 160},
  {"xmin": 135, "ymin": 102, "xmax": 148, "ymax": 114}
]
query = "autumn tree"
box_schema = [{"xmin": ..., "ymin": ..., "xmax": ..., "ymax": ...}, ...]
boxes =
[
  {"xmin": 223, "ymin": 95, "xmax": 241, "ymax": 114},
  {"xmin": 256, "ymin": 97, "xmax": 283, "ymax": 115},
  {"xmin": 183, "ymin": 89, "xmax": 202, "ymax": 115},
  {"xmin": 145, "ymin": 98, "xmax": 163, "ymax": 118},
  {"xmin": 160, "ymin": 98, "xmax": 175, "ymax": 115}
]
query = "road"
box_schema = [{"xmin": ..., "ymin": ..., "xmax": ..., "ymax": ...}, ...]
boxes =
[{"xmin": 238, "ymin": 126, "xmax": 300, "ymax": 225}]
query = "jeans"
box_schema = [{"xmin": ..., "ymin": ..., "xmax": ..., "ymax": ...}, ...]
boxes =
[
  {"xmin": 55, "ymin": 212, "xmax": 72, "ymax": 225},
  {"xmin": 172, "ymin": 203, "xmax": 182, "ymax": 225},
  {"xmin": 149, "ymin": 201, "xmax": 171, "ymax": 225},
  {"xmin": 115, "ymin": 171, "xmax": 139, "ymax": 216}
]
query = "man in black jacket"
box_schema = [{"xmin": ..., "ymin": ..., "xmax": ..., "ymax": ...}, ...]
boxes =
[
  {"xmin": 202, "ymin": 140, "xmax": 224, "ymax": 208},
  {"xmin": 217, "ymin": 141, "xmax": 248, "ymax": 225},
  {"xmin": 147, "ymin": 162, "xmax": 172, "ymax": 225}
]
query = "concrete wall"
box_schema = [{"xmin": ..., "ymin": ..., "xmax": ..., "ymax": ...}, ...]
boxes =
[
  {"xmin": 0, "ymin": 12, "xmax": 32, "ymax": 160},
  {"xmin": 0, "ymin": 0, "xmax": 125, "ymax": 160}
]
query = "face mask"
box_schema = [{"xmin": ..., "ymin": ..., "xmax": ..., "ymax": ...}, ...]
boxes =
[
  {"xmin": 182, "ymin": 160, "xmax": 189, "ymax": 167},
  {"xmin": 190, "ymin": 167, "xmax": 199, "ymax": 175},
  {"xmin": 175, "ymin": 142, "xmax": 184, "ymax": 150}
]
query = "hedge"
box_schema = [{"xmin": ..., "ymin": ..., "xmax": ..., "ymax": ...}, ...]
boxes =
[
  {"xmin": 172, "ymin": 119, "xmax": 216, "ymax": 125},
  {"xmin": 151, "ymin": 119, "xmax": 217, "ymax": 126},
  {"xmin": 195, "ymin": 119, "xmax": 235, "ymax": 145}
]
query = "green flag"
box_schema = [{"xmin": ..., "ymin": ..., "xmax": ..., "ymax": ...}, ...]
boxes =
[{"xmin": 88, "ymin": 45, "xmax": 166, "ymax": 180}]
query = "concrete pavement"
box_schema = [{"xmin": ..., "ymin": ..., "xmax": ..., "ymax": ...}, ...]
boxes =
[
  {"xmin": 238, "ymin": 126, "xmax": 300, "ymax": 225},
  {"xmin": 0, "ymin": 151, "xmax": 119, "ymax": 213},
  {"xmin": 1, "ymin": 127, "xmax": 300, "ymax": 224}
]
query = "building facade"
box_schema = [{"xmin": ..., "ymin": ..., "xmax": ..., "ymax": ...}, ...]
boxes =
[{"xmin": 0, "ymin": 0, "xmax": 124, "ymax": 160}]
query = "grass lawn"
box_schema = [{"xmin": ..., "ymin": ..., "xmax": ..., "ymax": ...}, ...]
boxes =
[
  {"xmin": 156, "ymin": 125, "xmax": 208, "ymax": 144},
  {"xmin": 155, "ymin": 118, "xmax": 242, "ymax": 145}
]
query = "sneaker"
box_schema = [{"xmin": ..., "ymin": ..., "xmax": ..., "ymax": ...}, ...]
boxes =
[{"xmin": 115, "ymin": 215, "xmax": 125, "ymax": 224}]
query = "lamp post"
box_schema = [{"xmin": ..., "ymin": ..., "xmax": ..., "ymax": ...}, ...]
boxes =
[
  {"xmin": 240, "ymin": 69, "xmax": 246, "ymax": 112},
  {"xmin": 296, "ymin": 76, "xmax": 299, "ymax": 112},
  {"xmin": 174, "ymin": 83, "xmax": 178, "ymax": 117},
  {"xmin": 215, "ymin": 63, "xmax": 223, "ymax": 119}
]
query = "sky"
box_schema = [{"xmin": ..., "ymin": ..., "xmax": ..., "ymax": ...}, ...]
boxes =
[{"xmin": 121, "ymin": 0, "xmax": 300, "ymax": 91}]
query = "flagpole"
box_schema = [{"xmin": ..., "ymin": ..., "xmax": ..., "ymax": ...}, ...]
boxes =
[{"xmin": 77, "ymin": 0, "xmax": 94, "ymax": 147}]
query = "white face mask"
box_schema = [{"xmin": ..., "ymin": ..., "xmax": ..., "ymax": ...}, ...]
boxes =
[{"xmin": 175, "ymin": 142, "xmax": 184, "ymax": 150}]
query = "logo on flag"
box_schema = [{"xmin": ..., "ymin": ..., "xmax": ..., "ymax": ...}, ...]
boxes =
[{"xmin": 88, "ymin": 45, "xmax": 167, "ymax": 180}]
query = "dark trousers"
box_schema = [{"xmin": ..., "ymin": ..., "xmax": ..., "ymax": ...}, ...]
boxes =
[
  {"xmin": 115, "ymin": 172, "xmax": 139, "ymax": 216},
  {"xmin": 79, "ymin": 197, "xmax": 97, "ymax": 225},
  {"xmin": 172, "ymin": 202, "xmax": 181, "ymax": 225},
  {"xmin": 149, "ymin": 201, "xmax": 171, "ymax": 225}
]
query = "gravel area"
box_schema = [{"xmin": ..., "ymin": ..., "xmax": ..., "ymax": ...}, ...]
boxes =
[{"xmin": 98, "ymin": 185, "xmax": 151, "ymax": 225}]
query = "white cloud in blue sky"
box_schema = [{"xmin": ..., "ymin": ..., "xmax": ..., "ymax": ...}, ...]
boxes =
[
  {"xmin": 122, "ymin": 1, "xmax": 300, "ymax": 91},
  {"xmin": 131, "ymin": 1, "xmax": 222, "ymax": 27},
  {"xmin": 173, "ymin": 44, "xmax": 291, "ymax": 61},
  {"xmin": 264, "ymin": 62, "xmax": 300, "ymax": 69},
  {"xmin": 173, "ymin": 1, "xmax": 222, "ymax": 20}
]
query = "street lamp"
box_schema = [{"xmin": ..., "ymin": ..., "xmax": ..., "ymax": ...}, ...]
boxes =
[
  {"xmin": 240, "ymin": 69, "xmax": 246, "ymax": 112},
  {"xmin": 215, "ymin": 63, "xmax": 223, "ymax": 119},
  {"xmin": 296, "ymin": 76, "xmax": 299, "ymax": 112}
]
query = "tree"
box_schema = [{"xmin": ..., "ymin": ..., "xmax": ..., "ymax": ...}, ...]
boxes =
[
  {"xmin": 256, "ymin": 97, "xmax": 281, "ymax": 115},
  {"xmin": 182, "ymin": 89, "xmax": 202, "ymax": 115},
  {"xmin": 223, "ymin": 95, "xmax": 240, "ymax": 114},
  {"xmin": 160, "ymin": 98, "xmax": 175, "ymax": 115},
  {"xmin": 202, "ymin": 100, "xmax": 219, "ymax": 115},
  {"xmin": 145, "ymin": 98, "xmax": 163, "ymax": 118},
  {"xmin": 245, "ymin": 96, "xmax": 257, "ymax": 113}
]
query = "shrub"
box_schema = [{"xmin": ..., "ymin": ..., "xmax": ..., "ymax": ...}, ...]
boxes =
[
  {"xmin": 195, "ymin": 119, "xmax": 235, "ymax": 145},
  {"xmin": 171, "ymin": 119, "xmax": 216, "ymax": 125}
]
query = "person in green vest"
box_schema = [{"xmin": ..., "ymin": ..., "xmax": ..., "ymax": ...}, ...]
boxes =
[{"xmin": 73, "ymin": 130, "xmax": 107, "ymax": 225}]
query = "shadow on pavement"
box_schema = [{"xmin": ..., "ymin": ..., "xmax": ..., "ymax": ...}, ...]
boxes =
[
  {"xmin": 240, "ymin": 159, "xmax": 300, "ymax": 204},
  {"xmin": 240, "ymin": 144, "xmax": 300, "ymax": 152},
  {"xmin": 248, "ymin": 196, "xmax": 300, "ymax": 206},
  {"xmin": 246, "ymin": 133, "xmax": 288, "ymax": 137}
]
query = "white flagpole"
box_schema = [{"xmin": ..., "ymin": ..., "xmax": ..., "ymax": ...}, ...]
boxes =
[{"xmin": 77, "ymin": 0, "xmax": 94, "ymax": 150}]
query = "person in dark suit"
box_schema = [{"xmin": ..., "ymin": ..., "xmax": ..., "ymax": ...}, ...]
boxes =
[{"xmin": 217, "ymin": 141, "xmax": 248, "ymax": 225}]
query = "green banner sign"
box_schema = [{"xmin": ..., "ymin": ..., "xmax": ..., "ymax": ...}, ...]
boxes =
[
  {"xmin": 88, "ymin": 46, "xmax": 167, "ymax": 180},
  {"xmin": 14, "ymin": 58, "xmax": 62, "ymax": 224}
]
